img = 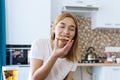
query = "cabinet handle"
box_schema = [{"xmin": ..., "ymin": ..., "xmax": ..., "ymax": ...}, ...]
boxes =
[
  {"xmin": 112, "ymin": 68, "xmax": 120, "ymax": 71},
  {"xmin": 114, "ymin": 24, "xmax": 120, "ymax": 26},
  {"xmin": 87, "ymin": 5, "xmax": 93, "ymax": 7},
  {"xmin": 75, "ymin": 1, "xmax": 83, "ymax": 3},
  {"xmin": 105, "ymin": 24, "xmax": 112, "ymax": 26}
]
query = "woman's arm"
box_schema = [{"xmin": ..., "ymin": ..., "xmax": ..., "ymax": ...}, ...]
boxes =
[
  {"xmin": 30, "ymin": 39, "xmax": 74, "ymax": 80},
  {"xmin": 30, "ymin": 55, "xmax": 57, "ymax": 80},
  {"xmin": 64, "ymin": 71, "xmax": 74, "ymax": 80}
]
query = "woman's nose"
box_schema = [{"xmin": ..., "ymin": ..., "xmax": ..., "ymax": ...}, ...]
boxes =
[{"xmin": 63, "ymin": 29, "xmax": 69, "ymax": 34}]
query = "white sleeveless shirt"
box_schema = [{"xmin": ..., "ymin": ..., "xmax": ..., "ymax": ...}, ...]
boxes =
[{"xmin": 28, "ymin": 39, "xmax": 77, "ymax": 80}]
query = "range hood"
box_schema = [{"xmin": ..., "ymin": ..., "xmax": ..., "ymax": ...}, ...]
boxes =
[
  {"xmin": 62, "ymin": 0, "xmax": 99, "ymax": 15},
  {"xmin": 62, "ymin": 6, "xmax": 99, "ymax": 13}
]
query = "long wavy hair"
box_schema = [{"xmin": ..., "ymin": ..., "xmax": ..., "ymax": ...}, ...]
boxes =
[{"xmin": 51, "ymin": 13, "xmax": 80, "ymax": 62}]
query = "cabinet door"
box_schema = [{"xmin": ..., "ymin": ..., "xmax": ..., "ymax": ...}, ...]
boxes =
[
  {"xmin": 51, "ymin": 0, "xmax": 62, "ymax": 23},
  {"xmin": 6, "ymin": 0, "xmax": 51, "ymax": 44},
  {"xmin": 18, "ymin": 66, "xmax": 30, "ymax": 80},
  {"xmin": 113, "ymin": 0, "xmax": 120, "ymax": 27},
  {"xmin": 93, "ymin": 66, "xmax": 120, "ymax": 80},
  {"xmin": 92, "ymin": 0, "xmax": 114, "ymax": 29}
]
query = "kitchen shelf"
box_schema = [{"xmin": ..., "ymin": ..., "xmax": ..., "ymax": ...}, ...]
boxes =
[{"xmin": 77, "ymin": 63, "xmax": 120, "ymax": 66}]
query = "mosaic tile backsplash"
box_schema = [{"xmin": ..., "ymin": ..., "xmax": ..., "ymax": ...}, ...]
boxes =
[{"xmin": 76, "ymin": 16, "xmax": 120, "ymax": 58}]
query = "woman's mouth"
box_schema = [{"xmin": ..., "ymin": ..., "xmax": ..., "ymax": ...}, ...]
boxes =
[{"xmin": 57, "ymin": 36, "xmax": 69, "ymax": 41}]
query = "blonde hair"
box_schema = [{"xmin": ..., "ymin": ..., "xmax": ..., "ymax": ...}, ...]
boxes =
[{"xmin": 51, "ymin": 13, "xmax": 80, "ymax": 62}]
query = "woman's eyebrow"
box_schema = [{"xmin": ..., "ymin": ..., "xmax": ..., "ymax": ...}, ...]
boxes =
[
  {"xmin": 60, "ymin": 22, "xmax": 76, "ymax": 28},
  {"xmin": 60, "ymin": 22, "xmax": 65, "ymax": 25}
]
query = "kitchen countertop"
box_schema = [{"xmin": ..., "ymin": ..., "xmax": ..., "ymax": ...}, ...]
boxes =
[
  {"xmin": 5, "ymin": 64, "xmax": 30, "ymax": 67},
  {"xmin": 16, "ymin": 63, "xmax": 120, "ymax": 67},
  {"xmin": 9, "ymin": 63, "xmax": 120, "ymax": 67},
  {"xmin": 77, "ymin": 63, "xmax": 120, "ymax": 66},
  {"xmin": 18, "ymin": 64, "xmax": 30, "ymax": 67}
]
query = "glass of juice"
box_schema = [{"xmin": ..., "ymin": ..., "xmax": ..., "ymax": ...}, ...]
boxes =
[{"xmin": 2, "ymin": 66, "xmax": 18, "ymax": 80}]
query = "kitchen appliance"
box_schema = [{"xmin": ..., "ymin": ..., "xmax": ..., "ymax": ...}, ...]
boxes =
[
  {"xmin": 62, "ymin": 0, "xmax": 99, "ymax": 15},
  {"xmin": 62, "ymin": 0, "xmax": 99, "ymax": 8},
  {"xmin": 6, "ymin": 45, "xmax": 31, "ymax": 65},
  {"xmin": 81, "ymin": 47, "xmax": 99, "ymax": 63},
  {"xmin": 85, "ymin": 47, "xmax": 97, "ymax": 60}
]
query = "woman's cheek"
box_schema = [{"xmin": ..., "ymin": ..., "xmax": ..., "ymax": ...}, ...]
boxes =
[
  {"xmin": 57, "ymin": 29, "xmax": 62, "ymax": 34},
  {"xmin": 71, "ymin": 32, "xmax": 75, "ymax": 39},
  {"xmin": 55, "ymin": 30, "xmax": 62, "ymax": 37}
]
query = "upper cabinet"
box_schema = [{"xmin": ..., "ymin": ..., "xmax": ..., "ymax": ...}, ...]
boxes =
[
  {"xmin": 51, "ymin": 0, "xmax": 63, "ymax": 23},
  {"xmin": 114, "ymin": 0, "xmax": 120, "ymax": 27},
  {"xmin": 92, "ymin": 0, "xmax": 120, "ymax": 29},
  {"xmin": 6, "ymin": 0, "xmax": 51, "ymax": 44}
]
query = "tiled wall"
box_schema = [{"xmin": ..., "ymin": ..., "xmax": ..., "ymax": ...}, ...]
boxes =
[
  {"xmin": 76, "ymin": 16, "xmax": 120, "ymax": 59},
  {"xmin": 74, "ymin": 15, "xmax": 120, "ymax": 80}
]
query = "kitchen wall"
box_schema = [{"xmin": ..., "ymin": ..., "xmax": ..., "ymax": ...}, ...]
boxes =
[
  {"xmin": 73, "ymin": 15, "xmax": 120, "ymax": 80},
  {"xmin": 76, "ymin": 16, "xmax": 120, "ymax": 58}
]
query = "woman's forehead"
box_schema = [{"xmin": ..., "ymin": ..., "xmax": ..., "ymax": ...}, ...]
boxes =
[{"xmin": 59, "ymin": 17, "xmax": 76, "ymax": 26}]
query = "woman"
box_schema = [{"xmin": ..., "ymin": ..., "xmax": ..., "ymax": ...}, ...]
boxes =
[{"xmin": 28, "ymin": 13, "xmax": 80, "ymax": 80}]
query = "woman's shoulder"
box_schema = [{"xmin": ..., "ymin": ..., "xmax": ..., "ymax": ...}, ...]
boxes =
[{"xmin": 32, "ymin": 38, "xmax": 50, "ymax": 44}]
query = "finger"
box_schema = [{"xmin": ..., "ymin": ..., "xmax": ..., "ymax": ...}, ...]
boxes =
[
  {"xmin": 63, "ymin": 40, "xmax": 74, "ymax": 51},
  {"xmin": 63, "ymin": 40, "xmax": 74, "ymax": 56}
]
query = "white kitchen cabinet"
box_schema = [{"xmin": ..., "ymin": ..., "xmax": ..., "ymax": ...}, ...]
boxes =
[
  {"xmin": 51, "ymin": 0, "xmax": 99, "ymax": 23},
  {"xmin": 18, "ymin": 66, "xmax": 30, "ymax": 80},
  {"xmin": 5, "ymin": 0, "xmax": 51, "ymax": 44},
  {"xmin": 92, "ymin": 66, "xmax": 120, "ymax": 80},
  {"xmin": 92, "ymin": 0, "xmax": 120, "ymax": 29},
  {"xmin": 51, "ymin": 0, "xmax": 63, "ymax": 23},
  {"xmin": 113, "ymin": 0, "xmax": 120, "ymax": 27}
]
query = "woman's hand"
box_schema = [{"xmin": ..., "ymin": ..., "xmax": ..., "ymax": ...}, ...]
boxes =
[{"xmin": 52, "ymin": 38, "xmax": 74, "ymax": 58}]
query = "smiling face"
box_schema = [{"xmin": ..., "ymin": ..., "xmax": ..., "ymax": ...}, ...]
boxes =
[
  {"xmin": 55, "ymin": 17, "xmax": 76, "ymax": 40},
  {"xmin": 52, "ymin": 17, "xmax": 76, "ymax": 47}
]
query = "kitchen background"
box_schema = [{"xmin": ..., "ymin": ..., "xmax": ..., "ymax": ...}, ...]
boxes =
[
  {"xmin": 1, "ymin": 0, "xmax": 120, "ymax": 80},
  {"xmin": 77, "ymin": 16, "xmax": 120, "ymax": 58},
  {"xmin": 74, "ymin": 16, "xmax": 120, "ymax": 80}
]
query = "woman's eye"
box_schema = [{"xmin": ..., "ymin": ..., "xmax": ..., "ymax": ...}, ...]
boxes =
[
  {"xmin": 69, "ymin": 28, "xmax": 75, "ymax": 31},
  {"xmin": 60, "ymin": 25, "xmax": 65, "ymax": 28}
]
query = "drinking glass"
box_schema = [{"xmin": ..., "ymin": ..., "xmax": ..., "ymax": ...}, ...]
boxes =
[{"xmin": 2, "ymin": 66, "xmax": 18, "ymax": 80}]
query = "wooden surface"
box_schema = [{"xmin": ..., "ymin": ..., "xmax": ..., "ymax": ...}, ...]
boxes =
[{"xmin": 77, "ymin": 63, "xmax": 120, "ymax": 66}]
